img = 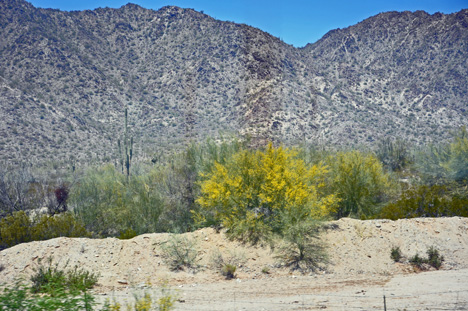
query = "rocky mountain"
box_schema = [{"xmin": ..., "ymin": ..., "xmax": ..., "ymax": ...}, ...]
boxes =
[{"xmin": 0, "ymin": 0, "xmax": 467, "ymax": 165}]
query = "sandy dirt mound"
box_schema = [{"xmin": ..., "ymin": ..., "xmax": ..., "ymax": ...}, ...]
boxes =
[{"xmin": 1, "ymin": 217, "xmax": 467, "ymax": 310}]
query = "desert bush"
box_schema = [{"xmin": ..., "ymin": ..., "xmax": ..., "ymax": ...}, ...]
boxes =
[
  {"xmin": 0, "ymin": 164, "xmax": 70, "ymax": 219},
  {"xmin": 71, "ymin": 164, "xmax": 164, "ymax": 236},
  {"xmin": 0, "ymin": 165, "xmax": 37, "ymax": 216},
  {"xmin": 118, "ymin": 228, "xmax": 138, "ymax": 240},
  {"xmin": 210, "ymin": 248, "xmax": 245, "ymax": 279},
  {"xmin": 196, "ymin": 143, "xmax": 338, "ymax": 244},
  {"xmin": 274, "ymin": 220, "xmax": 328, "ymax": 273},
  {"xmin": 390, "ymin": 246, "xmax": 402, "ymax": 262},
  {"xmin": 409, "ymin": 253, "xmax": 425, "ymax": 268},
  {"xmin": 409, "ymin": 246, "xmax": 444, "ymax": 270},
  {"xmin": 426, "ymin": 246, "xmax": 444, "ymax": 269},
  {"xmin": 160, "ymin": 235, "xmax": 199, "ymax": 271},
  {"xmin": 415, "ymin": 126, "xmax": 468, "ymax": 184},
  {"xmin": 156, "ymin": 138, "xmax": 244, "ymax": 233},
  {"xmin": 376, "ymin": 138, "xmax": 412, "ymax": 172},
  {"xmin": 0, "ymin": 211, "xmax": 90, "ymax": 249},
  {"xmin": 0, "ymin": 282, "xmax": 96, "ymax": 311},
  {"xmin": 379, "ymin": 184, "xmax": 468, "ymax": 220},
  {"xmin": 221, "ymin": 264, "xmax": 237, "ymax": 279},
  {"xmin": 157, "ymin": 280, "xmax": 178, "ymax": 311},
  {"xmin": 31, "ymin": 257, "xmax": 99, "ymax": 295},
  {"xmin": 326, "ymin": 150, "xmax": 394, "ymax": 219},
  {"xmin": 261, "ymin": 266, "xmax": 270, "ymax": 274}
]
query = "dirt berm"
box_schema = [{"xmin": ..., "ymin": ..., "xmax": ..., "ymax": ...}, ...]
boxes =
[{"xmin": 1, "ymin": 217, "xmax": 467, "ymax": 310}]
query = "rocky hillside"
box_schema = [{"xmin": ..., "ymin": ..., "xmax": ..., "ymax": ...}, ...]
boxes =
[
  {"xmin": 0, "ymin": 0, "xmax": 467, "ymax": 165},
  {"xmin": 303, "ymin": 10, "xmax": 468, "ymax": 145}
]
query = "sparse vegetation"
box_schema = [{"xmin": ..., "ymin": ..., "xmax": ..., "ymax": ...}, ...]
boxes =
[
  {"xmin": 274, "ymin": 220, "xmax": 328, "ymax": 273},
  {"xmin": 31, "ymin": 257, "xmax": 99, "ymax": 295},
  {"xmin": 160, "ymin": 235, "xmax": 200, "ymax": 271},
  {"xmin": 391, "ymin": 246, "xmax": 402, "ymax": 262},
  {"xmin": 408, "ymin": 246, "xmax": 444, "ymax": 270}
]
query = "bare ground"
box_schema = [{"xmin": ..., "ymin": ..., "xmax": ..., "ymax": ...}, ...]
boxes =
[{"xmin": 1, "ymin": 217, "xmax": 468, "ymax": 310}]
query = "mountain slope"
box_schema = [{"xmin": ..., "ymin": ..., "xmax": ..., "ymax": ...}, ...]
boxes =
[
  {"xmin": 303, "ymin": 10, "xmax": 468, "ymax": 145},
  {"xmin": 0, "ymin": 0, "xmax": 467, "ymax": 165}
]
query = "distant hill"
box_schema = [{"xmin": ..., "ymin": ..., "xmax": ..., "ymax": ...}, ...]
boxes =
[{"xmin": 0, "ymin": 0, "xmax": 467, "ymax": 165}]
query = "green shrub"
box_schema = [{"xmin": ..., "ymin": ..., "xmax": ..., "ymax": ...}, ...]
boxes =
[
  {"xmin": 274, "ymin": 220, "xmax": 328, "ymax": 273},
  {"xmin": 409, "ymin": 253, "xmax": 425, "ymax": 269},
  {"xmin": 31, "ymin": 257, "xmax": 99, "ymax": 295},
  {"xmin": 221, "ymin": 264, "xmax": 237, "ymax": 279},
  {"xmin": 0, "ymin": 282, "xmax": 96, "ymax": 311},
  {"xmin": 376, "ymin": 138, "xmax": 412, "ymax": 172},
  {"xmin": 379, "ymin": 185, "xmax": 468, "ymax": 220},
  {"xmin": 0, "ymin": 211, "xmax": 90, "ymax": 249},
  {"xmin": 415, "ymin": 126, "xmax": 468, "ymax": 184},
  {"xmin": 160, "ymin": 235, "xmax": 199, "ymax": 271},
  {"xmin": 118, "ymin": 228, "xmax": 137, "ymax": 240},
  {"xmin": 390, "ymin": 246, "xmax": 402, "ymax": 262},
  {"xmin": 426, "ymin": 246, "xmax": 444, "ymax": 269},
  {"xmin": 0, "ymin": 211, "xmax": 30, "ymax": 249},
  {"xmin": 261, "ymin": 266, "xmax": 270, "ymax": 274},
  {"xmin": 326, "ymin": 150, "xmax": 393, "ymax": 219},
  {"xmin": 210, "ymin": 248, "xmax": 245, "ymax": 279},
  {"xmin": 408, "ymin": 246, "xmax": 444, "ymax": 270},
  {"xmin": 71, "ymin": 164, "xmax": 164, "ymax": 236}
]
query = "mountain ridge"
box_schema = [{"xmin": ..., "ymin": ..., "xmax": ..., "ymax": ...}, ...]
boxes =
[{"xmin": 0, "ymin": 1, "xmax": 467, "ymax": 165}]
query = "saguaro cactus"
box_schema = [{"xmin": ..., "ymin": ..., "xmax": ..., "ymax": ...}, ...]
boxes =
[{"xmin": 118, "ymin": 108, "xmax": 133, "ymax": 181}]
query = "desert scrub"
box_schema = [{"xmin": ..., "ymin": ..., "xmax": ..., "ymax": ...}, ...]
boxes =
[
  {"xmin": 274, "ymin": 220, "xmax": 328, "ymax": 273},
  {"xmin": 390, "ymin": 246, "xmax": 402, "ymax": 262},
  {"xmin": 0, "ymin": 282, "xmax": 96, "ymax": 311},
  {"xmin": 104, "ymin": 281, "xmax": 177, "ymax": 311},
  {"xmin": 196, "ymin": 143, "xmax": 338, "ymax": 244},
  {"xmin": 71, "ymin": 164, "xmax": 165, "ymax": 236},
  {"xmin": 160, "ymin": 235, "xmax": 199, "ymax": 271},
  {"xmin": 326, "ymin": 150, "xmax": 394, "ymax": 219},
  {"xmin": 0, "ymin": 211, "xmax": 90, "ymax": 249},
  {"xmin": 31, "ymin": 257, "xmax": 99, "ymax": 295},
  {"xmin": 221, "ymin": 264, "xmax": 237, "ymax": 279},
  {"xmin": 210, "ymin": 248, "xmax": 246, "ymax": 279},
  {"xmin": 379, "ymin": 184, "xmax": 468, "ymax": 220},
  {"xmin": 118, "ymin": 228, "xmax": 138, "ymax": 240},
  {"xmin": 409, "ymin": 246, "xmax": 444, "ymax": 270}
]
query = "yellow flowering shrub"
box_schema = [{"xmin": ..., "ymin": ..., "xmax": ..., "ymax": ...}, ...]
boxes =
[{"xmin": 196, "ymin": 143, "xmax": 338, "ymax": 243}]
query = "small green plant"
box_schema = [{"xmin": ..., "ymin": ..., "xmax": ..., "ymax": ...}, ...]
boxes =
[
  {"xmin": 408, "ymin": 246, "xmax": 444, "ymax": 270},
  {"xmin": 209, "ymin": 248, "xmax": 245, "ymax": 279},
  {"xmin": 390, "ymin": 246, "xmax": 402, "ymax": 262},
  {"xmin": 102, "ymin": 281, "xmax": 177, "ymax": 311},
  {"xmin": 160, "ymin": 235, "xmax": 199, "ymax": 271},
  {"xmin": 261, "ymin": 266, "xmax": 270, "ymax": 274},
  {"xmin": 133, "ymin": 292, "xmax": 153, "ymax": 311},
  {"xmin": 118, "ymin": 228, "xmax": 138, "ymax": 240},
  {"xmin": 274, "ymin": 221, "xmax": 328, "ymax": 273},
  {"xmin": 0, "ymin": 281, "xmax": 96, "ymax": 310},
  {"xmin": 221, "ymin": 264, "xmax": 237, "ymax": 279},
  {"xmin": 426, "ymin": 246, "xmax": 444, "ymax": 269},
  {"xmin": 157, "ymin": 280, "xmax": 178, "ymax": 311},
  {"xmin": 31, "ymin": 257, "xmax": 99, "ymax": 295},
  {"xmin": 409, "ymin": 253, "xmax": 425, "ymax": 269}
]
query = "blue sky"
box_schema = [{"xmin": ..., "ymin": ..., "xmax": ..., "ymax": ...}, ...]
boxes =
[{"xmin": 28, "ymin": 0, "xmax": 468, "ymax": 47}]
